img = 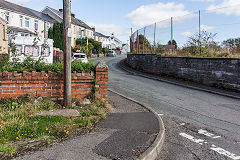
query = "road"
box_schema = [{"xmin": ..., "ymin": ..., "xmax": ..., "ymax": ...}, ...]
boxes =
[{"xmin": 90, "ymin": 55, "xmax": 240, "ymax": 160}]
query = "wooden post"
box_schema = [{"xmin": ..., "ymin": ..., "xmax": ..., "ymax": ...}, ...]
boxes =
[{"xmin": 63, "ymin": 0, "xmax": 72, "ymax": 107}]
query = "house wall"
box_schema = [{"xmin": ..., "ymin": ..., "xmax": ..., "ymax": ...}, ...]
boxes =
[
  {"xmin": 0, "ymin": 18, "xmax": 8, "ymax": 54},
  {"xmin": 127, "ymin": 54, "xmax": 240, "ymax": 92},
  {"xmin": 0, "ymin": 8, "xmax": 47, "ymax": 37},
  {"xmin": 0, "ymin": 62, "xmax": 108, "ymax": 101}
]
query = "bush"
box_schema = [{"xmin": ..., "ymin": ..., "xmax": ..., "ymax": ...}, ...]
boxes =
[{"xmin": 0, "ymin": 57, "xmax": 95, "ymax": 73}]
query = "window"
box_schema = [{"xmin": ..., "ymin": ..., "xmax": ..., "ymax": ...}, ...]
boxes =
[
  {"xmin": 46, "ymin": 23, "xmax": 50, "ymax": 30},
  {"xmin": 19, "ymin": 16, "xmax": 23, "ymax": 27},
  {"xmin": 16, "ymin": 45, "xmax": 22, "ymax": 55},
  {"xmin": 41, "ymin": 47, "xmax": 50, "ymax": 57},
  {"xmin": 34, "ymin": 20, "xmax": 38, "ymax": 30},
  {"xmin": 3, "ymin": 25, "xmax": 6, "ymax": 40},
  {"xmin": 21, "ymin": 33, "xmax": 24, "ymax": 37},
  {"xmin": 5, "ymin": 12, "xmax": 9, "ymax": 24},
  {"xmin": 24, "ymin": 46, "xmax": 39, "ymax": 57},
  {"xmin": 25, "ymin": 17, "xmax": 30, "ymax": 28}
]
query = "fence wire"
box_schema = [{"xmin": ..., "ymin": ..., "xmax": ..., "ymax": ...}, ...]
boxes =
[{"xmin": 130, "ymin": 5, "xmax": 240, "ymax": 57}]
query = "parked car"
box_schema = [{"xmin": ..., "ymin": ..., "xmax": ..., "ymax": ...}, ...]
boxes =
[
  {"xmin": 72, "ymin": 53, "xmax": 88, "ymax": 63},
  {"xmin": 107, "ymin": 50, "xmax": 116, "ymax": 57}
]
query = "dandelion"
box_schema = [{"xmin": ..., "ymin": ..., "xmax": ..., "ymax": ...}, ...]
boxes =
[
  {"xmin": 46, "ymin": 128, "xmax": 48, "ymax": 131},
  {"xmin": 30, "ymin": 114, "xmax": 34, "ymax": 117},
  {"xmin": 49, "ymin": 131, "xmax": 51, "ymax": 134},
  {"xmin": 16, "ymin": 137, "xmax": 19, "ymax": 140},
  {"xmin": 64, "ymin": 130, "xmax": 66, "ymax": 132}
]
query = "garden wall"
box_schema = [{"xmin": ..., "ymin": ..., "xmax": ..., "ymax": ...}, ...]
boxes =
[
  {"xmin": 0, "ymin": 62, "xmax": 108, "ymax": 101},
  {"xmin": 127, "ymin": 54, "xmax": 240, "ymax": 92}
]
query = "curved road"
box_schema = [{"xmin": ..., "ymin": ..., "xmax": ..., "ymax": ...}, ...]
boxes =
[{"xmin": 91, "ymin": 55, "xmax": 240, "ymax": 160}]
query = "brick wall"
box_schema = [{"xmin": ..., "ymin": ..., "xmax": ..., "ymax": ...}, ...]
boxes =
[
  {"xmin": 127, "ymin": 54, "xmax": 240, "ymax": 92},
  {"xmin": 0, "ymin": 62, "xmax": 108, "ymax": 101}
]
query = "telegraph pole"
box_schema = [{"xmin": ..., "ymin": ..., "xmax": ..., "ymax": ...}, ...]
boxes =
[{"xmin": 63, "ymin": 0, "xmax": 72, "ymax": 107}]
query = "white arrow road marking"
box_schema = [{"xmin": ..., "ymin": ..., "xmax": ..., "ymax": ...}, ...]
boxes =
[
  {"xmin": 210, "ymin": 145, "xmax": 240, "ymax": 160},
  {"xmin": 179, "ymin": 133, "xmax": 205, "ymax": 145},
  {"xmin": 198, "ymin": 129, "xmax": 221, "ymax": 139}
]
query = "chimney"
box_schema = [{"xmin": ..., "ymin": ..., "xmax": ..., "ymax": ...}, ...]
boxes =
[
  {"xmin": 59, "ymin": 9, "xmax": 63, "ymax": 12},
  {"xmin": 71, "ymin": 13, "xmax": 75, "ymax": 18},
  {"xmin": 92, "ymin": 27, "xmax": 95, "ymax": 31}
]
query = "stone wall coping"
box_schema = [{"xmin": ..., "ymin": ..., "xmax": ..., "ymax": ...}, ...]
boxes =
[{"xmin": 129, "ymin": 54, "xmax": 240, "ymax": 60}]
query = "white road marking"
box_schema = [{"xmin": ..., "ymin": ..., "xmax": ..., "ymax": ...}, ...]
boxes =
[
  {"xmin": 180, "ymin": 123, "xmax": 185, "ymax": 126},
  {"xmin": 198, "ymin": 129, "xmax": 221, "ymax": 139},
  {"xmin": 210, "ymin": 145, "xmax": 240, "ymax": 160},
  {"xmin": 179, "ymin": 133, "xmax": 205, "ymax": 145},
  {"xmin": 158, "ymin": 114, "xmax": 164, "ymax": 116}
]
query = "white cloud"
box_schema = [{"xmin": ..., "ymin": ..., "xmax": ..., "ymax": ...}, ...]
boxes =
[
  {"xmin": 6, "ymin": 0, "xmax": 30, "ymax": 2},
  {"xmin": 207, "ymin": 0, "xmax": 240, "ymax": 16},
  {"xmin": 190, "ymin": 0, "xmax": 215, "ymax": 2},
  {"xmin": 180, "ymin": 31, "xmax": 193, "ymax": 37},
  {"xmin": 200, "ymin": 24, "xmax": 215, "ymax": 31},
  {"xmin": 127, "ymin": 2, "xmax": 192, "ymax": 27},
  {"xmin": 87, "ymin": 22, "xmax": 130, "ymax": 37}
]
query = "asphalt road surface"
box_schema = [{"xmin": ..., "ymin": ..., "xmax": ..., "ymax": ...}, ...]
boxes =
[{"xmin": 90, "ymin": 55, "xmax": 240, "ymax": 160}]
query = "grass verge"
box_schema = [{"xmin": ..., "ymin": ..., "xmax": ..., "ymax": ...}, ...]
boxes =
[{"xmin": 0, "ymin": 96, "xmax": 108, "ymax": 158}]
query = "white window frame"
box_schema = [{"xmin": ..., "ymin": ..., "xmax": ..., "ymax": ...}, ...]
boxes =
[
  {"xmin": 5, "ymin": 12, "xmax": 9, "ymax": 24},
  {"xmin": 25, "ymin": 17, "xmax": 30, "ymax": 28},
  {"xmin": 19, "ymin": 16, "xmax": 23, "ymax": 27},
  {"xmin": 34, "ymin": 20, "xmax": 38, "ymax": 30}
]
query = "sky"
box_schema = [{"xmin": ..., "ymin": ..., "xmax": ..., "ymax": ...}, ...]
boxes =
[{"xmin": 6, "ymin": 0, "xmax": 240, "ymax": 45}]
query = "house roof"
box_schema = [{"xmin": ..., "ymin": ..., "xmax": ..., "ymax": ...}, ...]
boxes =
[
  {"xmin": 8, "ymin": 26, "xmax": 35, "ymax": 34},
  {"xmin": 45, "ymin": 6, "xmax": 93, "ymax": 30},
  {"xmin": 94, "ymin": 32, "xmax": 108, "ymax": 38},
  {"xmin": 0, "ymin": 0, "xmax": 56, "ymax": 23}
]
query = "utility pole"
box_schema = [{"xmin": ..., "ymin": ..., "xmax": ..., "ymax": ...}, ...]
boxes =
[
  {"xmin": 199, "ymin": 10, "xmax": 201, "ymax": 55},
  {"xmin": 154, "ymin": 22, "xmax": 156, "ymax": 54},
  {"xmin": 63, "ymin": 0, "xmax": 72, "ymax": 107}
]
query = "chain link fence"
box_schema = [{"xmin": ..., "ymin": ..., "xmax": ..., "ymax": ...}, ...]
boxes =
[{"xmin": 130, "ymin": 5, "xmax": 240, "ymax": 57}]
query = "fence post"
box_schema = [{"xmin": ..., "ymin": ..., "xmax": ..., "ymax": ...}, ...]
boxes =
[
  {"xmin": 143, "ymin": 27, "xmax": 146, "ymax": 54},
  {"xmin": 199, "ymin": 10, "xmax": 201, "ymax": 55},
  {"xmin": 154, "ymin": 22, "xmax": 156, "ymax": 54},
  {"xmin": 137, "ymin": 30, "xmax": 139, "ymax": 54}
]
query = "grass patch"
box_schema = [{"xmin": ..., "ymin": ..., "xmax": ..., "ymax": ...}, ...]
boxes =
[{"xmin": 0, "ymin": 96, "xmax": 108, "ymax": 157}]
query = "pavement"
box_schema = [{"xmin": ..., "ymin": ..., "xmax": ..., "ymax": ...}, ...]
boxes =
[{"xmin": 14, "ymin": 91, "xmax": 164, "ymax": 160}]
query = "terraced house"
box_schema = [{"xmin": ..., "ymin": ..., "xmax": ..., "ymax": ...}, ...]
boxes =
[
  {"xmin": 0, "ymin": 0, "xmax": 94, "ymax": 47},
  {"xmin": 42, "ymin": 6, "xmax": 94, "ymax": 47},
  {"xmin": 0, "ymin": 0, "xmax": 56, "ymax": 38}
]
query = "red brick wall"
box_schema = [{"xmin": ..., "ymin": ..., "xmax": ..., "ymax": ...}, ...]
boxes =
[{"xmin": 0, "ymin": 62, "xmax": 108, "ymax": 101}]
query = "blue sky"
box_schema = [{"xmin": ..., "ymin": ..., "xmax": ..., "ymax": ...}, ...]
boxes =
[{"xmin": 7, "ymin": 0, "xmax": 240, "ymax": 45}]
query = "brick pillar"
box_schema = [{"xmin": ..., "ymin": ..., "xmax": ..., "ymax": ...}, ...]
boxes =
[{"xmin": 95, "ymin": 61, "xmax": 108, "ymax": 101}]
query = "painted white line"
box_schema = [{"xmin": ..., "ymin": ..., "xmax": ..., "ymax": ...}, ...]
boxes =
[
  {"xmin": 180, "ymin": 123, "xmax": 185, "ymax": 126},
  {"xmin": 198, "ymin": 129, "xmax": 221, "ymax": 139},
  {"xmin": 179, "ymin": 133, "xmax": 205, "ymax": 145},
  {"xmin": 211, "ymin": 145, "xmax": 240, "ymax": 160},
  {"xmin": 158, "ymin": 114, "xmax": 164, "ymax": 116}
]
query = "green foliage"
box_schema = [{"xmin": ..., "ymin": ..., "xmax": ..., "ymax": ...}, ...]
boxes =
[
  {"xmin": 0, "ymin": 57, "xmax": 94, "ymax": 73},
  {"xmin": 48, "ymin": 27, "xmax": 53, "ymax": 39},
  {"xmin": 48, "ymin": 22, "xmax": 63, "ymax": 50},
  {"xmin": 168, "ymin": 40, "xmax": 178, "ymax": 49},
  {"xmin": 76, "ymin": 38, "xmax": 102, "ymax": 55}
]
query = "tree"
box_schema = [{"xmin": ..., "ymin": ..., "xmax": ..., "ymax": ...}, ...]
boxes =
[
  {"xmin": 168, "ymin": 40, "xmax": 177, "ymax": 49},
  {"xmin": 48, "ymin": 22, "xmax": 63, "ymax": 50},
  {"xmin": 222, "ymin": 38, "xmax": 240, "ymax": 53},
  {"xmin": 184, "ymin": 30, "xmax": 218, "ymax": 56},
  {"xmin": 48, "ymin": 27, "xmax": 53, "ymax": 39}
]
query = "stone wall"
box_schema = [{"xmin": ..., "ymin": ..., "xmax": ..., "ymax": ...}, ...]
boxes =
[
  {"xmin": 0, "ymin": 62, "xmax": 108, "ymax": 101},
  {"xmin": 127, "ymin": 54, "xmax": 240, "ymax": 92}
]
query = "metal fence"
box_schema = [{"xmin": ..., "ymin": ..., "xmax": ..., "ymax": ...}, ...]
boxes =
[{"xmin": 130, "ymin": 5, "xmax": 240, "ymax": 57}]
